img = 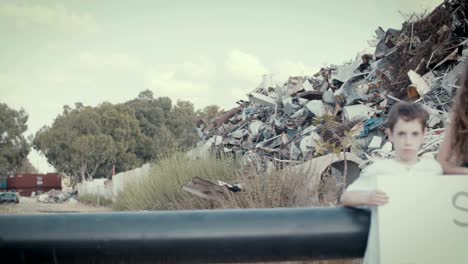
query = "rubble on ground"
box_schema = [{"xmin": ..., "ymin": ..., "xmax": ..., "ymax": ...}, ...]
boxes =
[
  {"xmin": 36, "ymin": 189, "xmax": 76, "ymax": 203},
  {"xmin": 182, "ymin": 177, "xmax": 242, "ymax": 201},
  {"xmin": 188, "ymin": 0, "xmax": 467, "ymax": 183}
]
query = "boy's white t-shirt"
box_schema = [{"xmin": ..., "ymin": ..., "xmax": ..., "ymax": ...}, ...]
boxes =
[{"xmin": 345, "ymin": 158, "xmax": 443, "ymax": 264}]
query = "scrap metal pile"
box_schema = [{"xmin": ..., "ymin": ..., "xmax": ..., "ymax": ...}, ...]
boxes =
[
  {"xmin": 36, "ymin": 189, "xmax": 76, "ymax": 203},
  {"xmin": 191, "ymin": 0, "xmax": 468, "ymax": 173}
]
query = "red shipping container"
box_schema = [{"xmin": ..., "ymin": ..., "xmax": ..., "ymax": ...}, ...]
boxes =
[
  {"xmin": 8, "ymin": 173, "xmax": 61, "ymax": 189},
  {"xmin": 41, "ymin": 173, "xmax": 61, "ymax": 188}
]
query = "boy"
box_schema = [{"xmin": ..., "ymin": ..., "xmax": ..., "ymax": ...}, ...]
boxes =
[{"xmin": 340, "ymin": 102, "xmax": 442, "ymax": 264}]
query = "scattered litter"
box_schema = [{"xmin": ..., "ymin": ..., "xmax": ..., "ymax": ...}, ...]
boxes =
[
  {"xmin": 368, "ymin": 136, "xmax": 383, "ymax": 149},
  {"xmin": 408, "ymin": 70, "xmax": 430, "ymax": 97},
  {"xmin": 36, "ymin": 189, "xmax": 75, "ymax": 203},
  {"xmin": 182, "ymin": 177, "xmax": 241, "ymax": 200},
  {"xmin": 305, "ymin": 100, "xmax": 326, "ymax": 117}
]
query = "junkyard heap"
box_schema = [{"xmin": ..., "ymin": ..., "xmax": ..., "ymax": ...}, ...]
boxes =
[{"xmin": 190, "ymin": 0, "xmax": 467, "ymax": 185}]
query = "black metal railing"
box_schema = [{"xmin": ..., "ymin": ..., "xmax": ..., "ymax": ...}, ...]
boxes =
[{"xmin": 0, "ymin": 207, "xmax": 370, "ymax": 263}]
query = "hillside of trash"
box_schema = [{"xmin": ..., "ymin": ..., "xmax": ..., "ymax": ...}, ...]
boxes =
[{"xmin": 189, "ymin": 0, "xmax": 467, "ymax": 185}]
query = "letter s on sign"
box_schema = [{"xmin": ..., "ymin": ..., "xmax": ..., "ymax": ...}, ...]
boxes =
[{"xmin": 453, "ymin": 191, "xmax": 468, "ymax": 227}]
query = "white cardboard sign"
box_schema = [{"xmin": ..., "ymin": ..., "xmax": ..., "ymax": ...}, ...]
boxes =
[{"xmin": 378, "ymin": 176, "xmax": 468, "ymax": 264}]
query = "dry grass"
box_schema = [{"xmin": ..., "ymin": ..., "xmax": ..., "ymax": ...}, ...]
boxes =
[
  {"xmin": 213, "ymin": 165, "xmax": 316, "ymax": 210},
  {"xmin": 0, "ymin": 197, "xmax": 112, "ymax": 214},
  {"xmin": 78, "ymin": 193, "xmax": 113, "ymax": 207},
  {"xmin": 113, "ymin": 152, "xmax": 239, "ymax": 211},
  {"xmin": 114, "ymin": 151, "xmax": 345, "ymax": 210},
  {"xmin": 0, "ymin": 204, "xmax": 15, "ymax": 214}
]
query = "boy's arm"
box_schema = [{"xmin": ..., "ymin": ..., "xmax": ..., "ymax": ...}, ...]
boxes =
[
  {"xmin": 340, "ymin": 189, "xmax": 389, "ymax": 207},
  {"xmin": 340, "ymin": 163, "xmax": 389, "ymax": 207},
  {"xmin": 340, "ymin": 191, "xmax": 369, "ymax": 207}
]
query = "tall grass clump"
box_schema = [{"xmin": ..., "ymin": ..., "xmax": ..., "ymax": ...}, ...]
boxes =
[
  {"xmin": 113, "ymin": 152, "xmax": 239, "ymax": 210},
  {"xmin": 113, "ymin": 150, "xmax": 346, "ymax": 211},
  {"xmin": 217, "ymin": 164, "xmax": 315, "ymax": 209}
]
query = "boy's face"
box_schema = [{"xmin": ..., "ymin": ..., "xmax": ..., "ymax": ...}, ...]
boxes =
[{"xmin": 386, "ymin": 118, "xmax": 426, "ymax": 163}]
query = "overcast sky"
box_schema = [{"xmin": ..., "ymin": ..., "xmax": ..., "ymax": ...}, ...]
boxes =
[{"xmin": 0, "ymin": 0, "xmax": 442, "ymax": 173}]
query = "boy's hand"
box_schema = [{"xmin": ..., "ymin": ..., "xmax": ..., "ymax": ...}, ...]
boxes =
[{"xmin": 366, "ymin": 189, "xmax": 389, "ymax": 206}]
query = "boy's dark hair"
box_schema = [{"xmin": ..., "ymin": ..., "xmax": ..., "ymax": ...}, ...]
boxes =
[{"xmin": 385, "ymin": 102, "xmax": 429, "ymax": 131}]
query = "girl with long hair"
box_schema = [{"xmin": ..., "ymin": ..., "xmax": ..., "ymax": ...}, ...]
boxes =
[{"xmin": 437, "ymin": 63, "xmax": 468, "ymax": 174}]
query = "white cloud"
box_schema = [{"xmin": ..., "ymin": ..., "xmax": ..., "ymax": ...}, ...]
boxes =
[
  {"xmin": 147, "ymin": 71, "xmax": 206, "ymax": 92},
  {"xmin": 0, "ymin": 72, "xmax": 27, "ymax": 96},
  {"xmin": 0, "ymin": 3, "xmax": 98, "ymax": 33},
  {"xmin": 75, "ymin": 52, "xmax": 141, "ymax": 72},
  {"xmin": 145, "ymin": 69, "xmax": 213, "ymax": 107},
  {"xmin": 272, "ymin": 61, "xmax": 318, "ymax": 83},
  {"xmin": 173, "ymin": 60, "xmax": 216, "ymax": 82},
  {"xmin": 225, "ymin": 49, "xmax": 268, "ymax": 83}
]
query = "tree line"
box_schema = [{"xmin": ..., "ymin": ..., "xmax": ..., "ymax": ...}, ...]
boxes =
[{"xmin": 0, "ymin": 90, "xmax": 223, "ymax": 185}]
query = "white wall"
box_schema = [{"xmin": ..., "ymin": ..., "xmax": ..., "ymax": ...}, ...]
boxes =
[{"xmin": 77, "ymin": 163, "xmax": 152, "ymax": 200}]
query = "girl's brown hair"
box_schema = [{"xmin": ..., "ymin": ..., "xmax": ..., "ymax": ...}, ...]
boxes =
[{"xmin": 451, "ymin": 64, "xmax": 468, "ymax": 164}]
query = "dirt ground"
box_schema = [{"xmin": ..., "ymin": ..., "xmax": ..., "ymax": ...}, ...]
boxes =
[{"xmin": 0, "ymin": 196, "xmax": 112, "ymax": 214}]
